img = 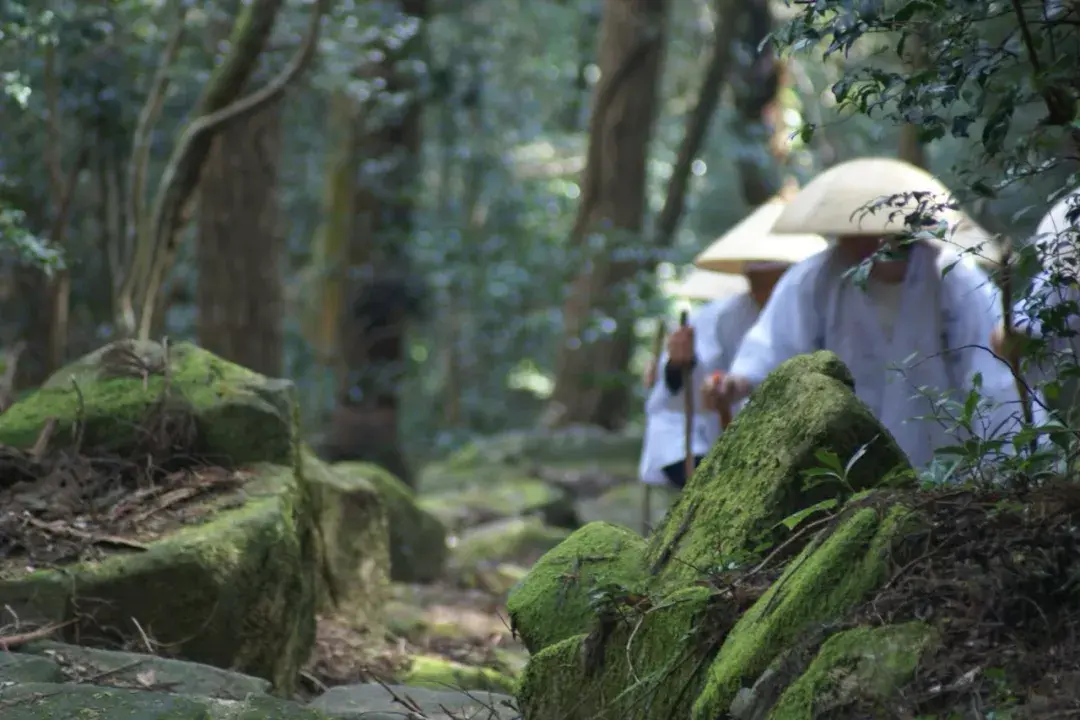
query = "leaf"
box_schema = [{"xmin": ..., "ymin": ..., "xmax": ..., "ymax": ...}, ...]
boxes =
[
  {"xmin": 776, "ymin": 497, "xmax": 839, "ymax": 531},
  {"xmin": 813, "ymin": 448, "xmax": 845, "ymax": 475},
  {"xmin": 844, "ymin": 435, "xmax": 878, "ymax": 474}
]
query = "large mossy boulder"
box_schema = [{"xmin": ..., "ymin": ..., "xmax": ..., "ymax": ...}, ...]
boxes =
[
  {"xmin": 647, "ymin": 351, "xmax": 910, "ymax": 586},
  {"xmin": 302, "ymin": 451, "xmax": 391, "ymax": 619},
  {"xmin": 0, "ymin": 341, "xmax": 318, "ymax": 693},
  {"xmin": 510, "ymin": 352, "xmax": 919, "ymax": 719},
  {"xmin": 334, "ymin": 461, "xmax": 446, "ymax": 584}
]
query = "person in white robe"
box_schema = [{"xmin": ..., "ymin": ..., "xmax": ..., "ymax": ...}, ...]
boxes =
[
  {"xmin": 639, "ymin": 198, "xmax": 828, "ymax": 488},
  {"xmin": 991, "ymin": 189, "xmax": 1080, "ymax": 386},
  {"xmin": 705, "ymin": 157, "xmax": 1036, "ymax": 470}
]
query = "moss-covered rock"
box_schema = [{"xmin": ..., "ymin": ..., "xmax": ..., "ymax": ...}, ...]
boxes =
[
  {"xmin": 334, "ymin": 461, "xmax": 446, "ymax": 584},
  {"xmin": 0, "ymin": 682, "xmax": 328, "ymax": 719},
  {"xmin": 0, "ymin": 342, "xmax": 319, "ymax": 694},
  {"xmin": 764, "ymin": 622, "xmax": 937, "ymax": 719},
  {"xmin": 692, "ymin": 498, "xmax": 916, "ymax": 719},
  {"xmin": 517, "ymin": 586, "xmax": 720, "ymax": 719},
  {"xmin": 0, "ymin": 464, "xmax": 316, "ymax": 693},
  {"xmin": 506, "ymin": 521, "xmax": 647, "ymax": 654},
  {"xmin": 452, "ymin": 516, "xmax": 570, "ymax": 570},
  {"xmin": 401, "ymin": 654, "xmax": 517, "ymax": 694},
  {"xmin": 302, "ymin": 451, "xmax": 391, "ymax": 621},
  {"xmin": 0, "ymin": 340, "xmax": 294, "ymax": 466},
  {"xmin": 420, "ymin": 478, "xmax": 579, "ymax": 532},
  {"xmin": 647, "ymin": 351, "xmax": 911, "ymax": 587}
]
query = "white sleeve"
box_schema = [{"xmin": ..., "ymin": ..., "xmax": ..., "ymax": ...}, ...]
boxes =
[{"xmin": 730, "ymin": 261, "xmax": 821, "ymax": 386}]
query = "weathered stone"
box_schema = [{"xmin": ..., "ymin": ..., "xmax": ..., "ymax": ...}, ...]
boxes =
[
  {"xmin": 692, "ymin": 498, "xmax": 916, "ymax": 719},
  {"xmin": 517, "ymin": 586, "xmax": 720, "ymax": 719},
  {"xmin": 763, "ymin": 622, "xmax": 937, "ymax": 719},
  {"xmin": 647, "ymin": 351, "xmax": 911, "ymax": 587},
  {"xmin": 0, "ymin": 342, "xmax": 318, "ymax": 693},
  {"xmin": 0, "ymin": 463, "xmax": 315, "ymax": 693},
  {"xmin": 302, "ymin": 451, "xmax": 390, "ymax": 621},
  {"xmin": 507, "ymin": 521, "xmax": 647, "ymax": 654},
  {"xmin": 420, "ymin": 478, "xmax": 578, "ymax": 532},
  {"xmin": 0, "ymin": 654, "xmax": 65, "ymax": 684},
  {"xmin": 0, "ymin": 340, "xmax": 294, "ymax": 466},
  {"xmin": 451, "ymin": 516, "xmax": 570, "ymax": 570},
  {"xmin": 17, "ymin": 641, "xmax": 272, "ymax": 699},
  {"xmin": 308, "ymin": 682, "xmax": 517, "ymax": 720},
  {"xmin": 334, "ymin": 461, "xmax": 446, "ymax": 584},
  {"xmin": 575, "ymin": 482, "xmax": 675, "ymax": 530},
  {"xmin": 0, "ymin": 682, "xmax": 327, "ymax": 719}
]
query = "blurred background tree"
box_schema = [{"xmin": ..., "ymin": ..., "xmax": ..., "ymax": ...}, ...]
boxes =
[{"xmin": 1, "ymin": 0, "xmax": 1071, "ymax": 479}]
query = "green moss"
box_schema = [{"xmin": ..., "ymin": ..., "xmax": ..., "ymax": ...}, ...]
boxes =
[
  {"xmin": 517, "ymin": 586, "xmax": 718, "ymax": 719},
  {"xmin": 0, "ymin": 464, "xmax": 315, "ymax": 694},
  {"xmin": 647, "ymin": 351, "xmax": 911, "ymax": 587},
  {"xmin": 768, "ymin": 622, "xmax": 938, "ymax": 719},
  {"xmin": 507, "ymin": 521, "xmax": 647, "ymax": 654},
  {"xmin": 419, "ymin": 478, "xmax": 578, "ymax": 531},
  {"xmin": 335, "ymin": 461, "xmax": 446, "ymax": 583},
  {"xmin": 302, "ymin": 451, "xmax": 390, "ymax": 622},
  {"xmin": 402, "ymin": 654, "xmax": 517, "ymax": 694},
  {"xmin": 0, "ymin": 682, "xmax": 330, "ymax": 719},
  {"xmin": 0, "ymin": 341, "xmax": 294, "ymax": 466},
  {"xmin": 691, "ymin": 499, "xmax": 916, "ymax": 719}
]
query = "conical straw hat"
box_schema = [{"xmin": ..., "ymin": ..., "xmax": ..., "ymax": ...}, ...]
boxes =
[
  {"xmin": 693, "ymin": 197, "xmax": 829, "ymax": 275},
  {"xmin": 1033, "ymin": 189, "xmax": 1080, "ymax": 272},
  {"xmin": 670, "ymin": 268, "xmax": 748, "ymax": 301},
  {"xmin": 770, "ymin": 157, "xmax": 999, "ymax": 261}
]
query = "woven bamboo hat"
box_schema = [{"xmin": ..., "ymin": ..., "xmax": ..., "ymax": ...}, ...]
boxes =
[
  {"xmin": 771, "ymin": 157, "xmax": 1001, "ymax": 263},
  {"xmin": 693, "ymin": 197, "xmax": 829, "ymax": 274},
  {"xmin": 1032, "ymin": 189, "xmax": 1080, "ymax": 272},
  {"xmin": 671, "ymin": 268, "xmax": 748, "ymax": 301}
]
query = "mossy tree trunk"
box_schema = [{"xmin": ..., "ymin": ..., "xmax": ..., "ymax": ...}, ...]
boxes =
[
  {"xmin": 548, "ymin": 0, "xmax": 669, "ymax": 429},
  {"xmin": 322, "ymin": 0, "xmax": 429, "ymax": 486},
  {"xmin": 196, "ymin": 96, "xmax": 284, "ymax": 377}
]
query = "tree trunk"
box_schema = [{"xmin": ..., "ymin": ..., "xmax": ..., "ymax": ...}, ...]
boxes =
[
  {"xmin": 322, "ymin": 0, "xmax": 428, "ymax": 486},
  {"xmin": 196, "ymin": 97, "xmax": 284, "ymax": 377},
  {"xmin": 730, "ymin": 0, "xmax": 785, "ymax": 205},
  {"xmin": 548, "ymin": 0, "xmax": 669, "ymax": 429}
]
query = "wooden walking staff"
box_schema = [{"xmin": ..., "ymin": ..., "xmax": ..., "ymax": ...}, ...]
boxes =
[
  {"xmin": 680, "ymin": 310, "xmax": 695, "ymax": 483},
  {"xmin": 1000, "ymin": 239, "xmax": 1036, "ymax": 453},
  {"xmin": 641, "ymin": 319, "xmax": 667, "ymax": 536}
]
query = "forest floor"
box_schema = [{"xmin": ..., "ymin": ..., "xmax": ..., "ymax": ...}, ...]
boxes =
[{"xmin": 304, "ymin": 567, "xmax": 527, "ymax": 695}]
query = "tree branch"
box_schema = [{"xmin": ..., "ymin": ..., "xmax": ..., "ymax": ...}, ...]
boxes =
[
  {"xmin": 135, "ymin": 0, "xmax": 331, "ymax": 340},
  {"xmin": 121, "ymin": 0, "xmax": 189, "ymax": 328},
  {"xmin": 653, "ymin": 0, "xmax": 739, "ymax": 249},
  {"xmin": 42, "ymin": 42, "xmax": 64, "ymax": 200}
]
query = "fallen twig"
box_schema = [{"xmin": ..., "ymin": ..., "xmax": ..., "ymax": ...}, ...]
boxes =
[
  {"xmin": 0, "ymin": 619, "xmax": 75, "ymax": 650},
  {"xmin": 24, "ymin": 515, "xmax": 149, "ymax": 552},
  {"xmin": 29, "ymin": 418, "xmax": 58, "ymax": 463}
]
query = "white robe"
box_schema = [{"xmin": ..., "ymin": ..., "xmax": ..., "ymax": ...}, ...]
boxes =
[
  {"xmin": 730, "ymin": 243, "xmax": 1040, "ymax": 469},
  {"xmin": 638, "ymin": 292, "xmax": 761, "ymax": 485},
  {"xmin": 1013, "ymin": 269, "xmax": 1080, "ymax": 385}
]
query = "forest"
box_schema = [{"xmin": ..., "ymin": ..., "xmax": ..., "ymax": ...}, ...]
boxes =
[
  {"xmin": 3, "ymin": 0, "xmax": 1073, "ymax": 475},
  {"xmin": 2, "ymin": 0, "xmax": 1080, "ymax": 717}
]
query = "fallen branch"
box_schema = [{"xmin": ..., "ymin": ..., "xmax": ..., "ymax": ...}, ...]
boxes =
[
  {"xmin": 24, "ymin": 516, "xmax": 149, "ymax": 552},
  {"xmin": 0, "ymin": 619, "xmax": 75, "ymax": 651},
  {"xmin": 29, "ymin": 418, "xmax": 58, "ymax": 462}
]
